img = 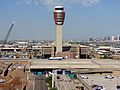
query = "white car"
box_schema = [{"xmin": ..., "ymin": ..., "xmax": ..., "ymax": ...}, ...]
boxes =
[
  {"xmin": 104, "ymin": 75, "xmax": 114, "ymax": 79},
  {"xmin": 80, "ymin": 75, "xmax": 88, "ymax": 79},
  {"xmin": 92, "ymin": 85, "xmax": 106, "ymax": 90}
]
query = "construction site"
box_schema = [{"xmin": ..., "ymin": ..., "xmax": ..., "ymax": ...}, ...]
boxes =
[
  {"xmin": 0, "ymin": 5, "xmax": 120, "ymax": 90},
  {"xmin": 0, "ymin": 61, "xmax": 31, "ymax": 90}
]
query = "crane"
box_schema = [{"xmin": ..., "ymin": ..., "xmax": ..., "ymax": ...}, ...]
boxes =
[{"xmin": 4, "ymin": 22, "xmax": 15, "ymax": 44}]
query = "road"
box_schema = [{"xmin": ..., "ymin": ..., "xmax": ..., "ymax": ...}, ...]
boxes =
[
  {"xmin": 80, "ymin": 74, "xmax": 120, "ymax": 90},
  {"xmin": 55, "ymin": 75, "xmax": 77, "ymax": 90},
  {"xmin": 35, "ymin": 76, "xmax": 48, "ymax": 90},
  {"xmin": 30, "ymin": 59, "xmax": 120, "ymax": 69}
]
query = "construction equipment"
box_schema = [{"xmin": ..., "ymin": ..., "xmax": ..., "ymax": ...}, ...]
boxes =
[{"xmin": 4, "ymin": 22, "xmax": 15, "ymax": 44}]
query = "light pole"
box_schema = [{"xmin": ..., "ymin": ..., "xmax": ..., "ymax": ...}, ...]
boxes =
[{"xmin": 52, "ymin": 70, "xmax": 55, "ymax": 88}]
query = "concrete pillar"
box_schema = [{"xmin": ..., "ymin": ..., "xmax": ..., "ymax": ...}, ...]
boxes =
[
  {"xmin": 77, "ymin": 46, "xmax": 80, "ymax": 59},
  {"xmin": 51, "ymin": 46, "xmax": 55, "ymax": 57},
  {"xmin": 56, "ymin": 25, "xmax": 62, "ymax": 52}
]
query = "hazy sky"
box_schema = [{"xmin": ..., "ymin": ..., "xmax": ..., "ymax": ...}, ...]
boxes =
[{"xmin": 0, "ymin": 0, "xmax": 120, "ymax": 40}]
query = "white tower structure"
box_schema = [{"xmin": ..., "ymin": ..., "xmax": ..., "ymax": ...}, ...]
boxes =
[{"xmin": 54, "ymin": 6, "xmax": 65, "ymax": 53}]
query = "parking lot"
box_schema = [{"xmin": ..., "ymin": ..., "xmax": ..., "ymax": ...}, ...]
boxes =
[{"xmin": 80, "ymin": 74, "xmax": 120, "ymax": 90}]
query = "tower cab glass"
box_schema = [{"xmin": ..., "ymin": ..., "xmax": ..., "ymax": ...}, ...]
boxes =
[{"xmin": 54, "ymin": 6, "xmax": 65, "ymax": 25}]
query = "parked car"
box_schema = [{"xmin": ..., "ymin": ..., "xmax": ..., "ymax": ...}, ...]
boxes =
[
  {"xmin": 116, "ymin": 85, "xmax": 120, "ymax": 90},
  {"xmin": 92, "ymin": 85, "xmax": 105, "ymax": 90},
  {"xmin": 92, "ymin": 84, "xmax": 99, "ymax": 88},
  {"xmin": 96, "ymin": 86, "xmax": 106, "ymax": 90},
  {"xmin": 104, "ymin": 75, "xmax": 114, "ymax": 79},
  {"xmin": 79, "ymin": 75, "xmax": 88, "ymax": 79},
  {"xmin": 57, "ymin": 76, "xmax": 60, "ymax": 79}
]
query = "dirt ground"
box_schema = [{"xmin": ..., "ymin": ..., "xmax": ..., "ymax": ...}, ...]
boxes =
[{"xmin": 0, "ymin": 61, "xmax": 29, "ymax": 90}]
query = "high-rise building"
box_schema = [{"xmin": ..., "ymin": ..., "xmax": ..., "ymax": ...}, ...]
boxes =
[
  {"xmin": 118, "ymin": 35, "xmax": 120, "ymax": 41},
  {"xmin": 111, "ymin": 36, "xmax": 116, "ymax": 41},
  {"xmin": 54, "ymin": 6, "xmax": 65, "ymax": 52}
]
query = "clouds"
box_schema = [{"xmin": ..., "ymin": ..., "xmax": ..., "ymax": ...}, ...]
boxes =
[
  {"xmin": 79, "ymin": 0, "xmax": 100, "ymax": 6},
  {"xmin": 17, "ymin": 0, "xmax": 100, "ymax": 7}
]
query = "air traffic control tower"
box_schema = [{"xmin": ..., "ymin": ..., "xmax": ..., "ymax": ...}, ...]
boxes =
[{"xmin": 54, "ymin": 6, "xmax": 65, "ymax": 52}]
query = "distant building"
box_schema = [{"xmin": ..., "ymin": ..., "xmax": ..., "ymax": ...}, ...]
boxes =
[
  {"xmin": 89, "ymin": 38, "xmax": 93, "ymax": 41},
  {"xmin": 0, "ymin": 44, "xmax": 91, "ymax": 59},
  {"xmin": 104, "ymin": 36, "xmax": 111, "ymax": 41},
  {"xmin": 118, "ymin": 35, "xmax": 120, "ymax": 41},
  {"xmin": 112, "ymin": 54, "xmax": 120, "ymax": 60},
  {"xmin": 111, "ymin": 36, "xmax": 118, "ymax": 41}
]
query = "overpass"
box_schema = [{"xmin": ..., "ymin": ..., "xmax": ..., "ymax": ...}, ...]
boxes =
[
  {"xmin": 30, "ymin": 59, "xmax": 120, "ymax": 69},
  {"xmin": 0, "ymin": 58, "xmax": 120, "ymax": 70}
]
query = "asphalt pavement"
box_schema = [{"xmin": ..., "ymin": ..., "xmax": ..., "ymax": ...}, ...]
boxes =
[{"xmin": 35, "ymin": 76, "xmax": 48, "ymax": 90}]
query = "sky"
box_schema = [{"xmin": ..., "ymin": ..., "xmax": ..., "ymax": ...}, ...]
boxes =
[{"xmin": 0, "ymin": 0, "xmax": 120, "ymax": 41}]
